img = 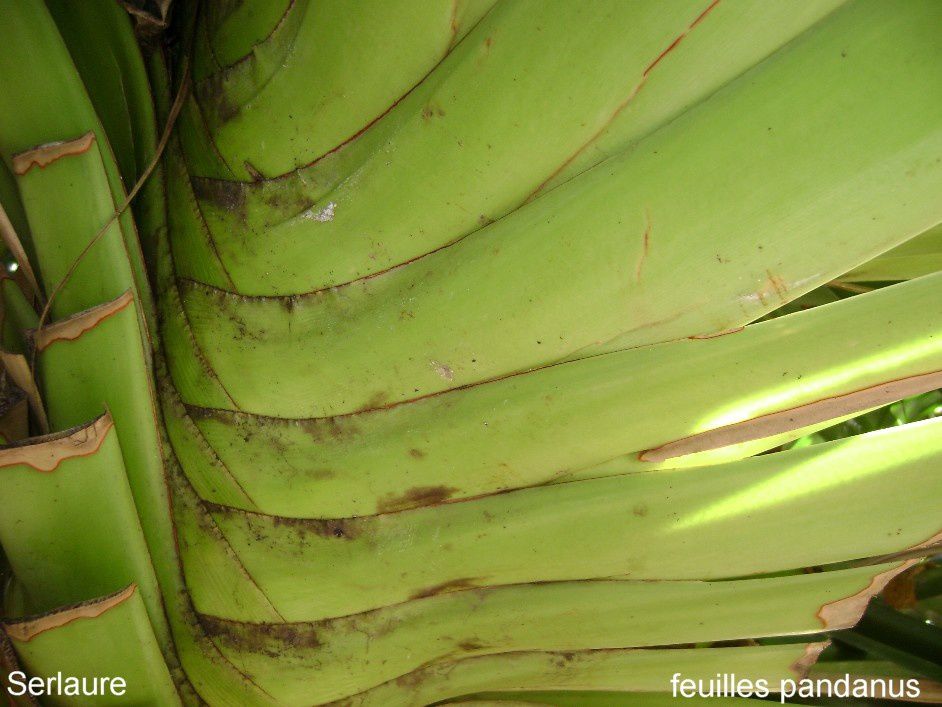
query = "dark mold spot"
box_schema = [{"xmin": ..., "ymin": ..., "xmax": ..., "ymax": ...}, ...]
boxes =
[
  {"xmin": 420, "ymin": 104, "xmax": 446, "ymax": 120},
  {"xmin": 553, "ymin": 651, "xmax": 578, "ymax": 668},
  {"xmin": 196, "ymin": 73, "xmax": 241, "ymax": 123},
  {"xmin": 457, "ymin": 639, "xmax": 486, "ymax": 652},
  {"xmin": 395, "ymin": 670, "xmax": 424, "ymax": 688},
  {"xmin": 269, "ymin": 514, "xmax": 361, "ymax": 541},
  {"xmin": 364, "ymin": 390, "xmax": 389, "ymax": 409},
  {"xmin": 280, "ymin": 295, "xmax": 301, "ymax": 314},
  {"xmin": 298, "ymin": 416, "xmax": 360, "ymax": 443},
  {"xmin": 192, "ymin": 177, "xmax": 248, "ymax": 216}
]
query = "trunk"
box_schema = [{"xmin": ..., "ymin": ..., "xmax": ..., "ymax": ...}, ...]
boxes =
[{"xmin": 0, "ymin": 1, "xmax": 940, "ymax": 704}]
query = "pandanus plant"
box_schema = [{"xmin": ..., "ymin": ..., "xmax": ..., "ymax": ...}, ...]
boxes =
[{"xmin": 0, "ymin": 0, "xmax": 940, "ymax": 704}]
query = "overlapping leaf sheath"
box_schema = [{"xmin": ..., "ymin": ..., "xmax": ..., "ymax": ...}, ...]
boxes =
[
  {"xmin": 3, "ymin": 586, "xmax": 180, "ymax": 706},
  {"xmin": 0, "ymin": 2, "xmax": 194, "ymax": 701},
  {"xmin": 177, "ymin": 0, "xmax": 846, "ymax": 293},
  {"xmin": 191, "ymin": 418, "xmax": 942, "ymax": 621},
  {"xmin": 0, "ymin": 0, "xmax": 940, "ymax": 704},
  {"xmin": 0, "ymin": 1, "xmax": 155, "ymax": 331},
  {"xmin": 341, "ymin": 644, "xmax": 826, "ymax": 707},
  {"xmin": 843, "ymin": 223, "xmax": 942, "ymax": 283},
  {"xmin": 154, "ymin": 0, "xmax": 942, "ymax": 703},
  {"xmin": 200, "ymin": 564, "xmax": 899, "ymax": 704},
  {"xmin": 171, "ymin": 0, "xmax": 942, "ymax": 419},
  {"xmin": 0, "ymin": 416, "xmax": 162, "ymax": 629},
  {"xmin": 178, "ymin": 274, "xmax": 942, "ymax": 517}
]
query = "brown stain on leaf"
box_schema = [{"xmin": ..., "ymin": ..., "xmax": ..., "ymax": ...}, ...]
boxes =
[
  {"xmin": 644, "ymin": 16, "xmax": 695, "ymax": 77},
  {"xmin": 766, "ymin": 269, "xmax": 789, "ymax": 303},
  {"xmin": 635, "ymin": 210, "xmax": 652, "ymax": 282},
  {"xmin": 457, "ymin": 639, "xmax": 487, "ymax": 652},
  {"xmin": 243, "ymin": 161, "xmax": 265, "ymax": 181},
  {"xmin": 409, "ymin": 577, "xmax": 479, "ymax": 600},
  {"xmin": 200, "ymin": 615, "xmax": 321, "ymax": 658},
  {"xmin": 184, "ymin": 404, "xmax": 232, "ymax": 424},
  {"xmin": 188, "ymin": 404, "xmax": 362, "ymax": 449},
  {"xmin": 279, "ymin": 296, "xmax": 301, "ymax": 315},
  {"xmin": 364, "ymin": 391, "xmax": 389, "ymax": 409},
  {"xmin": 421, "ymin": 104, "xmax": 446, "ymax": 120},
  {"xmin": 298, "ymin": 416, "xmax": 359, "ymax": 443},
  {"xmin": 527, "ymin": 0, "xmax": 722, "ymax": 199},
  {"xmin": 191, "ymin": 177, "xmax": 248, "ymax": 217},
  {"xmin": 553, "ymin": 651, "xmax": 578, "ymax": 669},
  {"xmin": 269, "ymin": 514, "xmax": 360, "ymax": 541},
  {"xmin": 689, "ymin": 326, "xmax": 744, "ymax": 340},
  {"xmin": 377, "ymin": 485, "xmax": 459, "ymax": 513},
  {"xmin": 395, "ymin": 669, "xmax": 424, "ymax": 688},
  {"xmin": 207, "ymin": 501, "xmax": 361, "ymax": 541},
  {"xmin": 197, "ymin": 73, "xmax": 241, "ymax": 124}
]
